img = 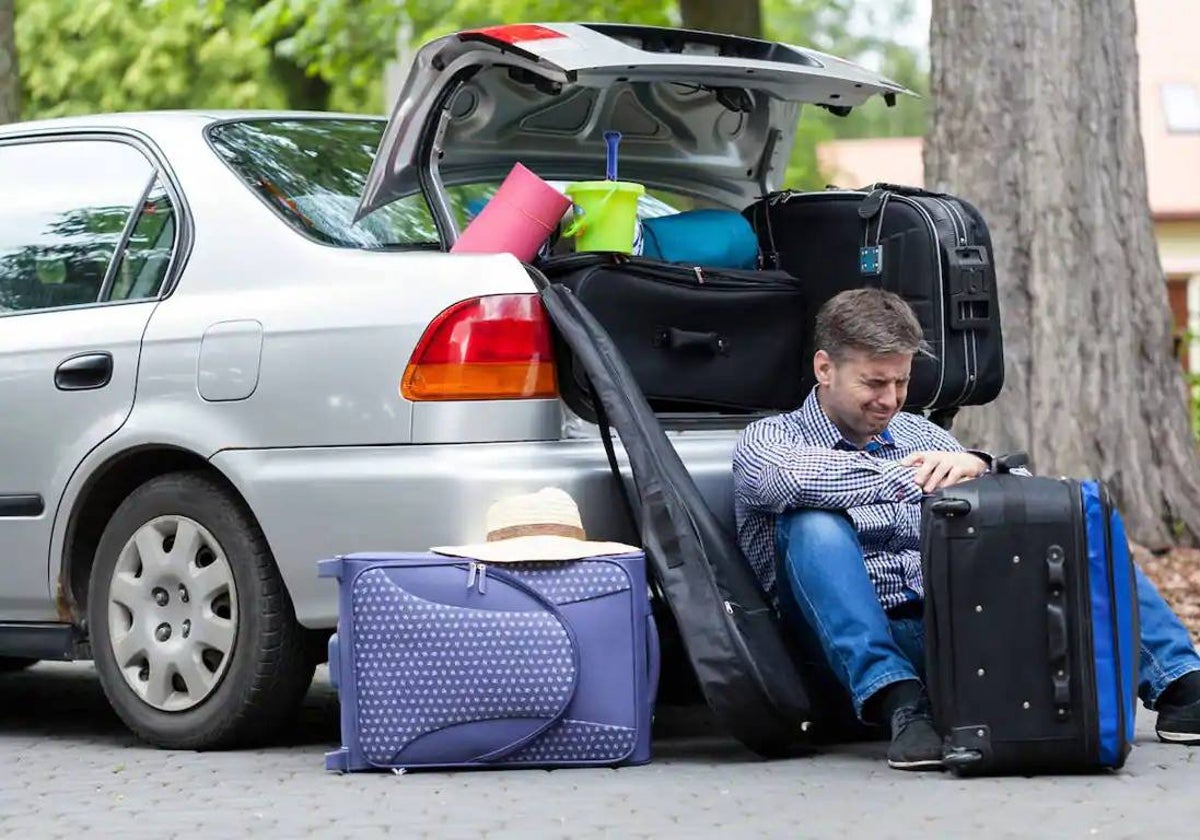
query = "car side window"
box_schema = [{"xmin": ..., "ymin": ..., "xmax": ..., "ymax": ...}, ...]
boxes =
[
  {"xmin": 108, "ymin": 178, "xmax": 177, "ymax": 302},
  {"xmin": 0, "ymin": 139, "xmax": 156, "ymax": 314}
]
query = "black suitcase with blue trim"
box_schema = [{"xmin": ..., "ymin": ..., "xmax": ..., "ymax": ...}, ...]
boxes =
[{"xmin": 921, "ymin": 458, "xmax": 1139, "ymax": 775}]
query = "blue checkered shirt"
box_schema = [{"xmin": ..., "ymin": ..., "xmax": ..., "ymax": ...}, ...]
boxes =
[{"xmin": 733, "ymin": 387, "xmax": 987, "ymax": 611}]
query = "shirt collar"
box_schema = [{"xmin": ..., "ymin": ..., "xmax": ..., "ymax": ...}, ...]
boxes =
[{"xmin": 796, "ymin": 387, "xmax": 896, "ymax": 453}]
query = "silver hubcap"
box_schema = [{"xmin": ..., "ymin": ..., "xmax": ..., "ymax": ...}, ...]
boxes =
[{"xmin": 106, "ymin": 516, "xmax": 238, "ymax": 712}]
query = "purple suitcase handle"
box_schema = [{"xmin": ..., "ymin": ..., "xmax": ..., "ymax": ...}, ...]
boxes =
[{"xmin": 464, "ymin": 564, "xmax": 582, "ymax": 764}]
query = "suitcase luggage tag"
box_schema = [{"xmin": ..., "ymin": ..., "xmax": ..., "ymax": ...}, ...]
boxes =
[{"xmin": 859, "ymin": 245, "xmax": 883, "ymax": 277}]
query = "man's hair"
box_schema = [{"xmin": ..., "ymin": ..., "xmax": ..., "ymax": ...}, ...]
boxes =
[{"xmin": 813, "ymin": 288, "xmax": 929, "ymax": 362}]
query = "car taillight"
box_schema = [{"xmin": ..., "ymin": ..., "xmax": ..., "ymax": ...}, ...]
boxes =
[{"xmin": 401, "ymin": 294, "xmax": 558, "ymax": 401}]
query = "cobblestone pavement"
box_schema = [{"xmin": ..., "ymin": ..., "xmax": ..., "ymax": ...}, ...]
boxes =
[{"xmin": 2, "ymin": 662, "xmax": 1200, "ymax": 839}]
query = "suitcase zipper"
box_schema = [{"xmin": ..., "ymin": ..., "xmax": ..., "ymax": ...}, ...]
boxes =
[
  {"xmin": 1098, "ymin": 484, "xmax": 1128, "ymax": 762},
  {"xmin": 1068, "ymin": 480, "xmax": 1100, "ymax": 766},
  {"xmin": 466, "ymin": 561, "xmax": 488, "ymax": 594},
  {"xmin": 585, "ymin": 261, "xmax": 800, "ymax": 292},
  {"xmin": 889, "ymin": 195, "xmax": 949, "ymax": 409},
  {"xmin": 934, "ymin": 197, "xmax": 981, "ymax": 405}
]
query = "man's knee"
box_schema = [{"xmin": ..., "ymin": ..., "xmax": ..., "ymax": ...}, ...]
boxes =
[{"xmin": 776, "ymin": 509, "xmax": 861, "ymax": 560}]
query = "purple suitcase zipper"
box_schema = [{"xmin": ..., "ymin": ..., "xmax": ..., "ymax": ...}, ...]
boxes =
[{"xmin": 320, "ymin": 552, "xmax": 659, "ymax": 772}]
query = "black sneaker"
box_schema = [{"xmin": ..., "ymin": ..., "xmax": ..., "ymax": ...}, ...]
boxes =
[
  {"xmin": 887, "ymin": 700, "xmax": 945, "ymax": 770},
  {"xmin": 1156, "ymin": 696, "xmax": 1200, "ymax": 744}
]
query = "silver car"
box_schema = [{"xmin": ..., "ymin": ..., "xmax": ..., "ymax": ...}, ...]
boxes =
[{"xmin": 0, "ymin": 23, "xmax": 904, "ymax": 748}]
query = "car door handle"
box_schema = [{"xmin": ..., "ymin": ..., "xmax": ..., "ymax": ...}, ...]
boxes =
[{"xmin": 55, "ymin": 352, "xmax": 114, "ymax": 391}]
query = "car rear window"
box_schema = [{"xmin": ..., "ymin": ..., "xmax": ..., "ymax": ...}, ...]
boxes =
[{"xmin": 206, "ymin": 118, "xmax": 439, "ymax": 249}]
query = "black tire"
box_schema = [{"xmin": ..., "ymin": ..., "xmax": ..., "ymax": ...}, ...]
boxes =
[
  {"xmin": 0, "ymin": 657, "xmax": 38, "ymax": 673},
  {"xmin": 88, "ymin": 471, "xmax": 314, "ymax": 749}
]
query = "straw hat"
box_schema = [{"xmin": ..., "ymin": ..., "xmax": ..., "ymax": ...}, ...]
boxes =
[{"xmin": 430, "ymin": 487, "xmax": 639, "ymax": 563}]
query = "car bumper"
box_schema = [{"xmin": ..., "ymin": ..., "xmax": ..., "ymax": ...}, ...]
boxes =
[{"xmin": 210, "ymin": 431, "xmax": 739, "ymax": 627}]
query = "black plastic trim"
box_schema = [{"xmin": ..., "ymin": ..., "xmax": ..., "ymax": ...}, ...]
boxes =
[
  {"xmin": 0, "ymin": 622, "xmax": 78, "ymax": 660},
  {"xmin": 0, "ymin": 494, "xmax": 44, "ymax": 517}
]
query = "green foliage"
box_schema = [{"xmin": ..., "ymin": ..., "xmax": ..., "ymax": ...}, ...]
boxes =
[{"xmin": 15, "ymin": 0, "xmax": 290, "ymax": 117}]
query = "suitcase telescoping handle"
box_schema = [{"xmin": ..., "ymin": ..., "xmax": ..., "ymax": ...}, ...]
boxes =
[
  {"xmin": 990, "ymin": 451, "xmax": 1029, "ymax": 474},
  {"xmin": 861, "ymin": 182, "xmax": 947, "ymax": 197}
]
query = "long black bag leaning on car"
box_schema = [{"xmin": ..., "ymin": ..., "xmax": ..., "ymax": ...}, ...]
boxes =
[
  {"xmin": 532, "ymin": 268, "xmax": 815, "ymax": 759},
  {"xmin": 744, "ymin": 183, "xmax": 1004, "ymax": 415},
  {"xmin": 538, "ymin": 253, "xmax": 810, "ymax": 413}
]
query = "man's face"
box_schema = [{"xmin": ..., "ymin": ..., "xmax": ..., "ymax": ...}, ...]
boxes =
[{"xmin": 814, "ymin": 348, "xmax": 913, "ymax": 442}]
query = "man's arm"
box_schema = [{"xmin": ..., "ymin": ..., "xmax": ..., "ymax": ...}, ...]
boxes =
[
  {"xmin": 916, "ymin": 418, "xmax": 1034, "ymax": 478},
  {"xmin": 733, "ymin": 419, "xmax": 922, "ymax": 513}
]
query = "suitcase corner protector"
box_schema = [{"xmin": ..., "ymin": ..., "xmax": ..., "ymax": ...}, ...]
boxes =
[
  {"xmin": 317, "ymin": 557, "xmax": 344, "ymax": 580},
  {"xmin": 324, "ymin": 747, "xmax": 351, "ymax": 773}
]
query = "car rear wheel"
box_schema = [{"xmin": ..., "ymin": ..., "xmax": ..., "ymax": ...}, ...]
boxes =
[
  {"xmin": 0, "ymin": 657, "xmax": 38, "ymax": 673},
  {"xmin": 88, "ymin": 472, "xmax": 313, "ymax": 749}
]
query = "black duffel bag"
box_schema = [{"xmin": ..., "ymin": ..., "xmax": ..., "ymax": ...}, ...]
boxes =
[{"xmin": 539, "ymin": 253, "xmax": 809, "ymax": 413}]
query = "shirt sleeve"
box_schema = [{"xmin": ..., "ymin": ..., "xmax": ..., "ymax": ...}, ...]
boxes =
[{"xmin": 733, "ymin": 419, "xmax": 922, "ymax": 513}]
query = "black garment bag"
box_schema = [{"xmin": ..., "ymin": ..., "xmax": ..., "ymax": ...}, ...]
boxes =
[{"xmin": 533, "ymin": 268, "xmax": 815, "ymax": 759}]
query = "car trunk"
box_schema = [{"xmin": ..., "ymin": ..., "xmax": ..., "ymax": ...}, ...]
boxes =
[{"xmin": 357, "ymin": 23, "xmax": 912, "ymax": 424}]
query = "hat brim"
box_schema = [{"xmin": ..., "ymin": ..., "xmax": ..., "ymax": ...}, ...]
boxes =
[{"xmin": 429, "ymin": 534, "xmax": 641, "ymax": 563}]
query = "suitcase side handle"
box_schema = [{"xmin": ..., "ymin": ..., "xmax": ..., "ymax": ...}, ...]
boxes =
[
  {"xmin": 1046, "ymin": 544, "xmax": 1073, "ymax": 717},
  {"xmin": 930, "ymin": 498, "xmax": 971, "ymax": 516}
]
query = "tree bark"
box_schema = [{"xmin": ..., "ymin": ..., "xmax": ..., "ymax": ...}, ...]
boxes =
[
  {"xmin": 0, "ymin": 0, "xmax": 18, "ymax": 124},
  {"xmin": 925, "ymin": 0, "xmax": 1200, "ymax": 548},
  {"xmin": 679, "ymin": 0, "xmax": 762, "ymax": 39}
]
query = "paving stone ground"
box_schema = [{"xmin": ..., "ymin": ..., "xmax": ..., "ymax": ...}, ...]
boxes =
[{"xmin": 2, "ymin": 662, "xmax": 1200, "ymax": 838}]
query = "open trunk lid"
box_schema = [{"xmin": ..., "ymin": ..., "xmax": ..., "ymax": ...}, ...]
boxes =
[{"xmin": 356, "ymin": 23, "xmax": 911, "ymax": 230}]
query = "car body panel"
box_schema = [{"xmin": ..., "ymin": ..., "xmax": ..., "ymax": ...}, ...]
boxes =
[
  {"xmin": 211, "ymin": 429, "xmax": 739, "ymax": 627},
  {"xmin": 0, "ymin": 303, "xmax": 157, "ymax": 619}
]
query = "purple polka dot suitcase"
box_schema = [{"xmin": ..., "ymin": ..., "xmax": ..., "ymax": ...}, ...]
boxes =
[{"xmin": 319, "ymin": 552, "xmax": 659, "ymax": 772}]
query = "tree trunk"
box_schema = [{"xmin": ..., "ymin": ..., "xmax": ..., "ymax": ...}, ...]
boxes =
[
  {"xmin": 0, "ymin": 0, "xmax": 18, "ymax": 124},
  {"xmin": 925, "ymin": 0, "xmax": 1200, "ymax": 549},
  {"xmin": 679, "ymin": 0, "xmax": 762, "ymax": 39}
]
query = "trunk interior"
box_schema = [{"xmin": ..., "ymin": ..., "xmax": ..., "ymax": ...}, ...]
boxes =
[{"xmin": 537, "ymin": 184, "xmax": 1001, "ymax": 429}]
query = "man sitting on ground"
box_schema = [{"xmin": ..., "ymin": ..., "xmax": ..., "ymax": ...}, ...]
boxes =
[{"xmin": 732, "ymin": 287, "xmax": 1200, "ymax": 770}]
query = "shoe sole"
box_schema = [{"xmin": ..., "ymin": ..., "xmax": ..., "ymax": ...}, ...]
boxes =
[
  {"xmin": 1157, "ymin": 730, "xmax": 1200, "ymax": 744},
  {"xmin": 887, "ymin": 757, "xmax": 945, "ymax": 770}
]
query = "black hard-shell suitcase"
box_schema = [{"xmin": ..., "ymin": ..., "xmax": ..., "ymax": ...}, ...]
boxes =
[
  {"xmin": 540, "ymin": 253, "xmax": 809, "ymax": 413},
  {"xmin": 745, "ymin": 184, "xmax": 1004, "ymax": 414},
  {"xmin": 532, "ymin": 266, "xmax": 815, "ymax": 759},
  {"xmin": 921, "ymin": 457, "xmax": 1139, "ymax": 775}
]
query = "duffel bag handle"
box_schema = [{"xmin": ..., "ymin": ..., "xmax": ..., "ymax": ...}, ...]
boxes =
[{"xmin": 652, "ymin": 326, "xmax": 729, "ymax": 356}]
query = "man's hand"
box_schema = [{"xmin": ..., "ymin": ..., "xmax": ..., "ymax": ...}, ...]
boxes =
[{"xmin": 900, "ymin": 451, "xmax": 989, "ymax": 493}]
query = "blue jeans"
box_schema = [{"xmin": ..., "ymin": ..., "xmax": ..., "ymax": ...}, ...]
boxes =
[{"xmin": 775, "ymin": 510, "xmax": 1200, "ymax": 728}]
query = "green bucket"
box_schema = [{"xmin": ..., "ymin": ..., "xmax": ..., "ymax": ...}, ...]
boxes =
[{"xmin": 564, "ymin": 180, "xmax": 645, "ymax": 254}]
